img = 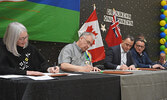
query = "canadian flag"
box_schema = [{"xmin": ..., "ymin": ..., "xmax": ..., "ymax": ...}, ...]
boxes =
[{"xmin": 78, "ymin": 9, "xmax": 105, "ymax": 63}]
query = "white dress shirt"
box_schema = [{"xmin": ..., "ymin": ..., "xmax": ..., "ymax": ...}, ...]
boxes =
[{"xmin": 116, "ymin": 45, "xmax": 128, "ymax": 69}]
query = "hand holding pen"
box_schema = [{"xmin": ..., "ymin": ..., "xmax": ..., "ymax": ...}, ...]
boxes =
[
  {"xmin": 48, "ymin": 66, "xmax": 59, "ymax": 73},
  {"xmin": 47, "ymin": 62, "xmax": 60, "ymax": 73}
]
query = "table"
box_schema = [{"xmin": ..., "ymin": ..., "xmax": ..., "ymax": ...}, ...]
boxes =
[
  {"xmin": 0, "ymin": 73, "xmax": 121, "ymax": 100},
  {"xmin": 120, "ymin": 70, "xmax": 167, "ymax": 100}
]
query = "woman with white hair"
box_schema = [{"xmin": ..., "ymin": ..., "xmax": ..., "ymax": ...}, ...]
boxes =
[{"xmin": 0, "ymin": 22, "xmax": 59, "ymax": 75}]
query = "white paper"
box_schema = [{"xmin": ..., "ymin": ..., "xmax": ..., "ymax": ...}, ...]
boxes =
[
  {"xmin": 0, "ymin": 75, "xmax": 25, "ymax": 78},
  {"xmin": 26, "ymin": 75, "xmax": 54, "ymax": 80},
  {"xmin": 67, "ymin": 73, "xmax": 82, "ymax": 76},
  {"xmin": 43, "ymin": 73, "xmax": 82, "ymax": 76},
  {"xmin": 26, "ymin": 72, "xmax": 82, "ymax": 80},
  {"xmin": 0, "ymin": 73, "xmax": 82, "ymax": 80}
]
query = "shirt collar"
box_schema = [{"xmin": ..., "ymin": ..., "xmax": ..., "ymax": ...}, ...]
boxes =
[
  {"xmin": 120, "ymin": 44, "xmax": 128, "ymax": 53},
  {"xmin": 133, "ymin": 48, "xmax": 143, "ymax": 57},
  {"xmin": 139, "ymin": 53, "xmax": 143, "ymax": 56}
]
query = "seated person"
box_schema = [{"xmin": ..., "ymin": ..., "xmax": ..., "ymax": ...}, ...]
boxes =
[
  {"xmin": 58, "ymin": 32, "xmax": 101, "ymax": 72},
  {"xmin": 130, "ymin": 39, "xmax": 164, "ymax": 69},
  {"xmin": 135, "ymin": 33, "xmax": 148, "ymax": 54},
  {"xmin": 0, "ymin": 22, "xmax": 59, "ymax": 75},
  {"xmin": 136, "ymin": 33, "xmax": 147, "ymax": 43},
  {"xmin": 104, "ymin": 35, "xmax": 136, "ymax": 70},
  {"xmin": 155, "ymin": 52, "xmax": 167, "ymax": 67}
]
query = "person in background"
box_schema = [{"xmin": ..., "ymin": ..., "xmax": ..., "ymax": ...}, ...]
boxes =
[
  {"xmin": 58, "ymin": 31, "xmax": 101, "ymax": 72},
  {"xmin": 104, "ymin": 35, "xmax": 136, "ymax": 70},
  {"xmin": 136, "ymin": 33, "xmax": 147, "ymax": 43},
  {"xmin": 131, "ymin": 39, "xmax": 165, "ymax": 69},
  {"xmin": 155, "ymin": 52, "xmax": 167, "ymax": 68},
  {"xmin": 0, "ymin": 22, "xmax": 59, "ymax": 75},
  {"xmin": 135, "ymin": 33, "xmax": 148, "ymax": 54}
]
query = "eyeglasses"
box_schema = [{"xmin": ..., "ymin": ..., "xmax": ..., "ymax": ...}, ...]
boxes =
[
  {"xmin": 83, "ymin": 36, "xmax": 93, "ymax": 46},
  {"xmin": 18, "ymin": 35, "xmax": 29, "ymax": 41},
  {"xmin": 136, "ymin": 44, "xmax": 145, "ymax": 49}
]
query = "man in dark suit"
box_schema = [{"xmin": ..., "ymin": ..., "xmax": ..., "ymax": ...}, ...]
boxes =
[
  {"xmin": 104, "ymin": 35, "xmax": 136, "ymax": 70},
  {"xmin": 131, "ymin": 39, "xmax": 165, "ymax": 69}
]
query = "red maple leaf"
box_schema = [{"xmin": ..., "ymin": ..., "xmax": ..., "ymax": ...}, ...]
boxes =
[
  {"xmin": 86, "ymin": 25, "xmax": 98, "ymax": 45},
  {"xmin": 86, "ymin": 25, "xmax": 98, "ymax": 36}
]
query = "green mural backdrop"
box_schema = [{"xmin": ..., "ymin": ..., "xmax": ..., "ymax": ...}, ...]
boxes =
[{"xmin": 0, "ymin": 0, "xmax": 80, "ymax": 43}]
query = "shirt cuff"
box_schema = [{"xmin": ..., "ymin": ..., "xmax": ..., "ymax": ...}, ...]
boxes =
[
  {"xmin": 47, "ymin": 68, "xmax": 50, "ymax": 73},
  {"xmin": 149, "ymin": 65, "xmax": 152, "ymax": 68},
  {"xmin": 116, "ymin": 65, "xmax": 121, "ymax": 70}
]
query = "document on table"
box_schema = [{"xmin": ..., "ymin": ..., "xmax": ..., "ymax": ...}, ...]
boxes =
[
  {"xmin": 0, "ymin": 73, "xmax": 82, "ymax": 80},
  {"xmin": 0, "ymin": 74, "xmax": 54, "ymax": 80},
  {"xmin": 43, "ymin": 73, "xmax": 82, "ymax": 76},
  {"xmin": 26, "ymin": 75, "xmax": 54, "ymax": 80},
  {"xmin": 0, "ymin": 75, "xmax": 25, "ymax": 78},
  {"xmin": 67, "ymin": 73, "xmax": 82, "ymax": 76},
  {"xmin": 0, "ymin": 74, "xmax": 53, "ymax": 80},
  {"xmin": 26, "ymin": 73, "xmax": 82, "ymax": 80}
]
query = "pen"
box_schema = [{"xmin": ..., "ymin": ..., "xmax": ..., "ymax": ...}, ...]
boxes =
[{"xmin": 54, "ymin": 62, "xmax": 57, "ymax": 70}]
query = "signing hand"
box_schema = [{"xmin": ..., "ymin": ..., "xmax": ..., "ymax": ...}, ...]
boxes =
[
  {"xmin": 92, "ymin": 67, "xmax": 101, "ymax": 72},
  {"xmin": 47, "ymin": 66, "xmax": 60, "ymax": 73},
  {"xmin": 128, "ymin": 65, "xmax": 136, "ymax": 70},
  {"xmin": 120, "ymin": 64, "xmax": 129, "ymax": 70},
  {"xmin": 152, "ymin": 64, "xmax": 165, "ymax": 69},
  {"xmin": 82, "ymin": 64, "xmax": 94, "ymax": 72}
]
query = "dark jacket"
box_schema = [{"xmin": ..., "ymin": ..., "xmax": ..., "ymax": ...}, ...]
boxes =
[
  {"xmin": 104, "ymin": 45, "xmax": 134, "ymax": 69},
  {"xmin": 130, "ymin": 48, "xmax": 154, "ymax": 68},
  {"xmin": 0, "ymin": 43, "xmax": 49, "ymax": 75}
]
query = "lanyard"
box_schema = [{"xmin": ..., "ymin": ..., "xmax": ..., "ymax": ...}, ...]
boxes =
[{"xmin": 84, "ymin": 50, "xmax": 91, "ymax": 62}]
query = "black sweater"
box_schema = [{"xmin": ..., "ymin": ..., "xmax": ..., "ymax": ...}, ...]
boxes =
[{"xmin": 0, "ymin": 43, "xmax": 49, "ymax": 75}]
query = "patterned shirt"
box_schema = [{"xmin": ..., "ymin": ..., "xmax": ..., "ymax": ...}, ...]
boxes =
[{"xmin": 58, "ymin": 42, "xmax": 92, "ymax": 66}]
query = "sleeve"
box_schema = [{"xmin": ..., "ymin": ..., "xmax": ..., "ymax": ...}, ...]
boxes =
[
  {"xmin": 30, "ymin": 46, "xmax": 49, "ymax": 72},
  {"xmin": 128, "ymin": 52, "xmax": 135, "ymax": 66},
  {"xmin": 104, "ymin": 47, "xmax": 118, "ymax": 69},
  {"xmin": 131, "ymin": 50, "xmax": 152, "ymax": 68},
  {"xmin": 0, "ymin": 48, "xmax": 26, "ymax": 75},
  {"xmin": 144, "ymin": 52, "xmax": 155, "ymax": 65},
  {"xmin": 58, "ymin": 45, "xmax": 73, "ymax": 65}
]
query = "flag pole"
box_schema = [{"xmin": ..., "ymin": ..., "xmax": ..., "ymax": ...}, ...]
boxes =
[
  {"xmin": 113, "ymin": 8, "xmax": 115, "ymax": 15},
  {"xmin": 93, "ymin": 4, "xmax": 96, "ymax": 10}
]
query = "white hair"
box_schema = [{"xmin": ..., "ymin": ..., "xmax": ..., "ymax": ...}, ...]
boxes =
[
  {"xmin": 3, "ymin": 22, "xmax": 28, "ymax": 56},
  {"xmin": 79, "ymin": 32, "xmax": 95, "ymax": 40}
]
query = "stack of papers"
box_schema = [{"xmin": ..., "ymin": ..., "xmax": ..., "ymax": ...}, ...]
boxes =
[{"xmin": 0, "ymin": 73, "xmax": 82, "ymax": 80}]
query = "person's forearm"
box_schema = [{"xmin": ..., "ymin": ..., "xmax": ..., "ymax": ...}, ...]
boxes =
[{"xmin": 60, "ymin": 63, "xmax": 83, "ymax": 72}]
